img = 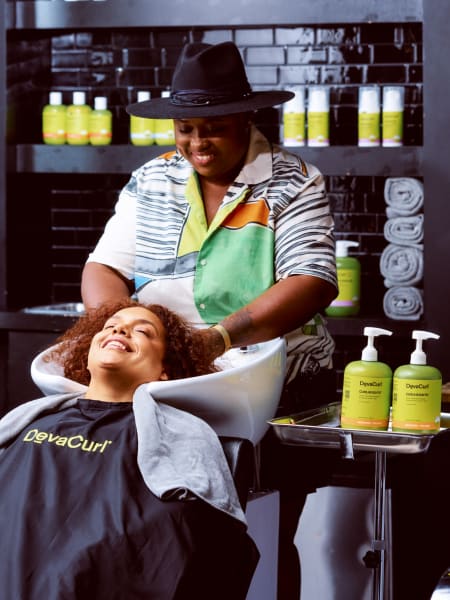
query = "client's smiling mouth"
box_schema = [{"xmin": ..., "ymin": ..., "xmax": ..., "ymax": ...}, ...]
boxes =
[{"xmin": 102, "ymin": 338, "xmax": 131, "ymax": 352}]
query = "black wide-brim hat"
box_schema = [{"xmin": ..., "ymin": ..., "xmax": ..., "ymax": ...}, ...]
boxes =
[{"xmin": 126, "ymin": 41, "xmax": 294, "ymax": 119}]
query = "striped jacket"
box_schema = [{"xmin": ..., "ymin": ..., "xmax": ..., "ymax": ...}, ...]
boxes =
[{"xmin": 88, "ymin": 126, "xmax": 337, "ymax": 381}]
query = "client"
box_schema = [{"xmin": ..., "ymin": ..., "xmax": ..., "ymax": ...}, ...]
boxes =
[{"xmin": 0, "ymin": 299, "xmax": 258, "ymax": 600}]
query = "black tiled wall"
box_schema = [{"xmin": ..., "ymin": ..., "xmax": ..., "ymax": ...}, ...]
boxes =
[
  {"xmin": 6, "ymin": 23, "xmax": 424, "ymax": 387},
  {"xmin": 7, "ymin": 24, "xmax": 423, "ymax": 145}
]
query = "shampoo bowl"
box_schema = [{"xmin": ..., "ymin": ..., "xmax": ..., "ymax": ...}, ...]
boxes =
[{"xmin": 30, "ymin": 338, "xmax": 286, "ymax": 445}]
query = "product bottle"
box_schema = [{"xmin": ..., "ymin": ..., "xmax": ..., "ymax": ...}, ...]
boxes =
[
  {"xmin": 325, "ymin": 240, "xmax": 360, "ymax": 317},
  {"xmin": 130, "ymin": 90, "xmax": 154, "ymax": 146},
  {"xmin": 154, "ymin": 91, "xmax": 175, "ymax": 146},
  {"xmin": 382, "ymin": 86, "xmax": 404, "ymax": 147},
  {"xmin": 358, "ymin": 86, "xmax": 380, "ymax": 147},
  {"xmin": 42, "ymin": 91, "xmax": 66, "ymax": 145},
  {"xmin": 88, "ymin": 96, "xmax": 112, "ymax": 146},
  {"xmin": 66, "ymin": 91, "xmax": 91, "ymax": 146},
  {"xmin": 392, "ymin": 330, "xmax": 442, "ymax": 433},
  {"xmin": 307, "ymin": 86, "xmax": 330, "ymax": 147},
  {"xmin": 282, "ymin": 87, "xmax": 305, "ymax": 146},
  {"xmin": 340, "ymin": 327, "xmax": 393, "ymax": 430}
]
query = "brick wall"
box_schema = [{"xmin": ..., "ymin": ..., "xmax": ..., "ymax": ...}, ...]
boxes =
[{"xmin": 6, "ymin": 23, "xmax": 424, "ymax": 389}]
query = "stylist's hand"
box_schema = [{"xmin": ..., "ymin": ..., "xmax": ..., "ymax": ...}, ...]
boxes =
[{"xmin": 192, "ymin": 326, "xmax": 230, "ymax": 364}]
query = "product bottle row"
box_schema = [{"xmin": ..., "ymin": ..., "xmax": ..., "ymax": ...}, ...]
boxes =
[{"xmin": 42, "ymin": 85, "xmax": 408, "ymax": 148}]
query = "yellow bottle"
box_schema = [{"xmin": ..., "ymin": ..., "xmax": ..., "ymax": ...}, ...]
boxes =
[
  {"xmin": 341, "ymin": 327, "xmax": 393, "ymax": 431},
  {"xmin": 42, "ymin": 91, "xmax": 66, "ymax": 145},
  {"xmin": 307, "ymin": 86, "xmax": 330, "ymax": 147},
  {"xmin": 154, "ymin": 91, "xmax": 175, "ymax": 146},
  {"xmin": 283, "ymin": 87, "xmax": 305, "ymax": 146},
  {"xmin": 66, "ymin": 91, "xmax": 91, "ymax": 146},
  {"xmin": 392, "ymin": 330, "xmax": 442, "ymax": 433},
  {"xmin": 89, "ymin": 96, "xmax": 112, "ymax": 146},
  {"xmin": 130, "ymin": 90, "xmax": 154, "ymax": 146}
]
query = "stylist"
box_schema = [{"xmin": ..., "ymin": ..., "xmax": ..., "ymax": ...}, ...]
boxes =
[{"xmin": 81, "ymin": 41, "xmax": 338, "ymax": 599}]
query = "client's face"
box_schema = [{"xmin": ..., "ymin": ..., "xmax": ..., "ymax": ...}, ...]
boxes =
[{"xmin": 87, "ymin": 306, "xmax": 169, "ymax": 386}]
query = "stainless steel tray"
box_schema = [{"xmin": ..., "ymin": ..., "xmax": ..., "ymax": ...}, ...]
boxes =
[{"xmin": 269, "ymin": 402, "xmax": 450, "ymax": 456}]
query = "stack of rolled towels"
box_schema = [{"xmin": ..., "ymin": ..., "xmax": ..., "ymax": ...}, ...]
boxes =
[{"xmin": 380, "ymin": 177, "xmax": 424, "ymax": 320}]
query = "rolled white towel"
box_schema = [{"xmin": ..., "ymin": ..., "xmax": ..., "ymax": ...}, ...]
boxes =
[
  {"xmin": 384, "ymin": 177, "xmax": 424, "ymax": 217},
  {"xmin": 384, "ymin": 214, "xmax": 424, "ymax": 246},
  {"xmin": 380, "ymin": 243, "xmax": 423, "ymax": 287},
  {"xmin": 383, "ymin": 286, "xmax": 424, "ymax": 321}
]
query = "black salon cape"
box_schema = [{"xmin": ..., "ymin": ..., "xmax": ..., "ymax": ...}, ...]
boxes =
[{"xmin": 0, "ymin": 399, "xmax": 258, "ymax": 599}]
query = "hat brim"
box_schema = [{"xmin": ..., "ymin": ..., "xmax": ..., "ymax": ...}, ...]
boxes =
[{"xmin": 126, "ymin": 90, "xmax": 294, "ymax": 119}]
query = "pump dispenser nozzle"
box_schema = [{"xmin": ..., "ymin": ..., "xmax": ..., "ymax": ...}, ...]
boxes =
[
  {"xmin": 361, "ymin": 327, "xmax": 393, "ymax": 361},
  {"xmin": 410, "ymin": 330, "xmax": 440, "ymax": 365},
  {"xmin": 336, "ymin": 240, "xmax": 359, "ymax": 257}
]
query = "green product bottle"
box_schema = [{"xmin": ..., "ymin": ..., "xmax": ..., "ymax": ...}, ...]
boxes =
[
  {"xmin": 358, "ymin": 86, "xmax": 380, "ymax": 147},
  {"xmin": 130, "ymin": 90, "xmax": 154, "ymax": 146},
  {"xmin": 42, "ymin": 91, "xmax": 66, "ymax": 145},
  {"xmin": 341, "ymin": 327, "xmax": 393, "ymax": 430},
  {"xmin": 307, "ymin": 86, "xmax": 330, "ymax": 147},
  {"xmin": 392, "ymin": 330, "xmax": 442, "ymax": 433},
  {"xmin": 89, "ymin": 96, "xmax": 112, "ymax": 146},
  {"xmin": 66, "ymin": 91, "xmax": 91, "ymax": 146},
  {"xmin": 154, "ymin": 91, "xmax": 175, "ymax": 146},
  {"xmin": 325, "ymin": 240, "xmax": 360, "ymax": 317},
  {"xmin": 382, "ymin": 86, "xmax": 404, "ymax": 147},
  {"xmin": 283, "ymin": 87, "xmax": 305, "ymax": 146}
]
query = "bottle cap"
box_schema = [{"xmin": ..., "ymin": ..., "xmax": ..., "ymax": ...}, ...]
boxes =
[
  {"xmin": 94, "ymin": 96, "xmax": 107, "ymax": 110},
  {"xmin": 308, "ymin": 86, "xmax": 329, "ymax": 112},
  {"xmin": 284, "ymin": 87, "xmax": 305, "ymax": 112},
  {"xmin": 361, "ymin": 327, "xmax": 393, "ymax": 361},
  {"xmin": 49, "ymin": 91, "xmax": 63, "ymax": 105},
  {"xmin": 73, "ymin": 91, "xmax": 86, "ymax": 105},
  {"xmin": 137, "ymin": 90, "xmax": 151, "ymax": 102},
  {"xmin": 359, "ymin": 86, "xmax": 380, "ymax": 113},
  {"xmin": 410, "ymin": 330, "xmax": 440, "ymax": 365},
  {"xmin": 336, "ymin": 240, "xmax": 359, "ymax": 257},
  {"xmin": 383, "ymin": 86, "xmax": 404, "ymax": 112}
]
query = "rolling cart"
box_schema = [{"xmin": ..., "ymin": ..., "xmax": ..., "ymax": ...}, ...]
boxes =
[{"xmin": 269, "ymin": 402, "xmax": 448, "ymax": 600}]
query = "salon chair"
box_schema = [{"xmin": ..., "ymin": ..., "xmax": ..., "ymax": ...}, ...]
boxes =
[{"xmin": 219, "ymin": 436, "xmax": 255, "ymax": 510}]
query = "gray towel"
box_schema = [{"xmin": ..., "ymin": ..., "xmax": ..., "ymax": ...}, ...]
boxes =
[
  {"xmin": 383, "ymin": 286, "xmax": 424, "ymax": 321},
  {"xmin": 384, "ymin": 215, "xmax": 424, "ymax": 247},
  {"xmin": 384, "ymin": 177, "xmax": 424, "ymax": 217},
  {"xmin": 380, "ymin": 243, "xmax": 423, "ymax": 287},
  {"xmin": 0, "ymin": 390, "xmax": 247, "ymax": 525}
]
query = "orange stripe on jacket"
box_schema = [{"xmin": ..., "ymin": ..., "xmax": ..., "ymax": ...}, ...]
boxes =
[{"xmin": 222, "ymin": 198, "xmax": 270, "ymax": 229}]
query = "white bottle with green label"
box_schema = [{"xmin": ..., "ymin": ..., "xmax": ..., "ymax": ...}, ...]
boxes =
[
  {"xmin": 392, "ymin": 330, "xmax": 442, "ymax": 433},
  {"xmin": 325, "ymin": 240, "xmax": 360, "ymax": 317},
  {"xmin": 42, "ymin": 91, "xmax": 66, "ymax": 145},
  {"xmin": 66, "ymin": 91, "xmax": 91, "ymax": 146},
  {"xmin": 283, "ymin": 87, "xmax": 305, "ymax": 146},
  {"xmin": 307, "ymin": 86, "xmax": 329, "ymax": 147},
  {"xmin": 341, "ymin": 327, "xmax": 393, "ymax": 430},
  {"xmin": 358, "ymin": 86, "xmax": 380, "ymax": 147},
  {"xmin": 382, "ymin": 86, "xmax": 404, "ymax": 147},
  {"xmin": 155, "ymin": 91, "xmax": 175, "ymax": 146},
  {"xmin": 89, "ymin": 96, "xmax": 112, "ymax": 146},
  {"xmin": 130, "ymin": 90, "xmax": 155, "ymax": 146}
]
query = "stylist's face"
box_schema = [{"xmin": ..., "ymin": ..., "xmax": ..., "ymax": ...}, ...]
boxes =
[
  {"xmin": 87, "ymin": 307, "xmax": 168, "ymax": 385},
  {"xmin": 174, "ymin": 114, "xmax": 250, "ymax": 185}
]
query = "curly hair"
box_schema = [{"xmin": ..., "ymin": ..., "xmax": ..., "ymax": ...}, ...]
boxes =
[{"xmin": 46, "ymin": 299, "xmax": 218, "ymax": 386}]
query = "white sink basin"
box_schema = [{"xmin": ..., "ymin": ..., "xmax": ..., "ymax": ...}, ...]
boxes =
[{"xmin": 30, "ymin": 338, "xmax": 286, "ymax": 445}]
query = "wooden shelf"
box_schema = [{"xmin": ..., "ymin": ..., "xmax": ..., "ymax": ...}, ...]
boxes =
[{"xmin": 10, "ymin": 144, "xmax": 423, "ymax": 177}]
